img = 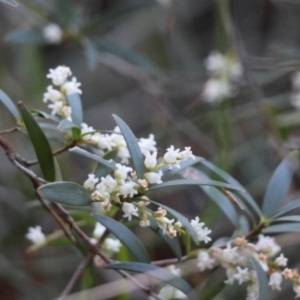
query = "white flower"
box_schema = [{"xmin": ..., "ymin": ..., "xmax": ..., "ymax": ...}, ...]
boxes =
[
  {"xmin": 157, "ymin": 285, "xmax": 186, "ymax": 300},
  {"xmin": 26, "ymin": 226, "xmax": 46, "ymax": 244},
  {"xmin": 255, "ymin": 235, "xmax": 280, "ymax": 257},
  {"xmin": 119, "ymin": 181, "xmax": 138, "ymax": 198},
  {"xmin": 144, "ymin": 151, "xmax": 157, "ymax": 170},
  {"xmin": 43, "ymin": 85, "xmax": 63, "ymax": 103},
  {"xmin": 93, "ymin": 222, "xmax": 106, "ymax": 239},
  {"xmin": 144, "ymin": 171, "xmax": 163, "ymax": 184},
  {"xmin": 204, "ymin": 51, "xmax": 226, "ymax": 75},
  {"xmin": 48, "ymin": 101, "xmax": 64, "ymax": 115},
  {"xmin": 220, "ymin": 243, "xmax": 240, "ymax": 266},
  {"xmin": 197, "ymin": 251, "xmax": 215, "ymax": 271},
  {"xmin": 224, "ymin": 267, "xmax": 238, "ymax": 284},
  {"xmin": 246, "ymin": 283, "xmax": 259, "ymax": 300},
  {"xmin": 101, "ymin": 199, "xmax": 112, "ymax": 211},
  {"xmin": 97, "ymin": 134, "xmax": 115, "ymax": 150},
  {"xmin": 166, "ymin": 265, "xmax": 181, "ymax": 276},
  {"xmin": 157, "ymin": 217, "xmax": 174, "ymax": 235},
  {"xmin": 122, "ymin": 202, "xmax": 139, "ymax": 221},
  {"xmin": 81, "ymin": 123, "xmax": 95, "ymax": 142},
  {"xmin": 83, "ymin": 174, "xmax": 99, "ymax": 191},
  {"xmin": 96, "ymin": 175, "xmax": 117, "ymax": 194},
  {"xmin": 269, "ymin": 272, "xmax": 282, "ymax": 291},
  {"xmin": 190, "ymin": 216, "xmax": 211, "ymax": 244},
  {"xmin": 233, "ymin": 266, "xmax": 250, "ymax": 285},
  {"xmin": 62, "ymin": 77, "xmax": 82, "ymax": 95},
  {"xmin": 117, "ymin": 146, "xmax": 130, "ymax": 164},
  {"xmin": 274, "ymin": 253, "xmax": 288, "ymax": 267},
  {"xmin": 202, "ymin": 78, "xmax": 231, "ymax": 103},
  {"xmin": 61, "ymin": 106, "xmax": 72, "ymax": 120},
  {"xmin": 104, "ymin": 238, "xmax": 121, "ymax": 253},
  {"xmin": 115, "ymin": 164, "xmax": 133, "ymax": 180},
  {"xmin": 164, "ymin": 145, "xmax": 181, "ymax": 169},
  {"xmin": 178, "ymin": 147, "xmax": 195, "ymax": 161},
  {"xmin": 230, "ymin": 62, "xmax": 243, "ymax": 81},
  {"xmin": 139, "ymin": 134, "xmax": 157, "ymax": 154},
  {"xmin": 43, "ymin": 23, "xmax": 63, "ymax": 44},
  {"xmin": 47, "ymin": 66, "xmax": 72, "ymax": 86}
]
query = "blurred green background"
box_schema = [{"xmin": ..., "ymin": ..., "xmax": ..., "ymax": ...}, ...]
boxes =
[{"xmin": 1, "ymin": 0, "xmax": 300, "ymax": 299}]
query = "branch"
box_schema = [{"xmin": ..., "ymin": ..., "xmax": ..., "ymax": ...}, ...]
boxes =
[{"xmin": 0, "ymin": 127, "xmax": 17, "ymax": 135}]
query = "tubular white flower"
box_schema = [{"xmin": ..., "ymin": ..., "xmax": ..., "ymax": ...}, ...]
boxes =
[
  {"xmin": 144, "ymin": 171, "xmax": 163, "ymax": 184},
  {"xmin": 83, "ymin": 174, "xmax": 99, "ymax": 191},
  {"xmin": 61, "ymin": 106, "xmax": 72, "ymax": 120},
  {"xmin": 139, "ymin": 134, "xmax": 157, "ymax": 154},
  {"xmin": 157, "ymin": 217, "xmax": 174, "ymax": 235},
  {"xmin": 197, "ymin": 251, "xmax": 215, "ymax": 271},
  {"xmin": 117, "ymin": 146, "xmax": 130, "ymax": 164},
  {"xmin": 115, "ymin": 164, "xmax": 133, "ymax": 180},
  {"xmin": 62, "ymin": 77, "xmax": 82, "ymax": 95},
  {"xmin": 269, "ymin": 272, "xmax": 282, "ymax": 291},
  {"xmin": 101, "ymin": 199, "xmax": 112, "ymax": 211},
  {"xmin": 26, "ymin": 226, "xmax": 46, "ymax": 244},
  {"xmin": 47, "ymin": 66, "xmax": 72, "ymax": 86},
  {"xmin": 224, "ymin": 267, "xmax": 238, "ymax": 284},
  {"xmin": 202, "ymin": 78, "xmax": 231, "ymax": 103},
  {"xmin": 104, "ymin": 238, "xmax": 121, "ymax": 253},
  {"xmin": 233, "ymin": 266, "xmax": 250, "ymax": 285},
  {"xmin": 163, "ymin": 145, "xmax": 181, "ymax": 169},
  {"xmin": 43, "ymin": 23, "xmax": 63, "ymax": 44},
  {"xmin": 190, "ymin": 216, "xmax": 212, "ymax": 244},
  {"xmin": 144, "ymin": 151, "xmax": 157, "ymax": 170},
  {"xmin": 122, "ymin": 202, "xmax": 139, "ymax": 221},
  {"xmin": 96, "ymin": 175, "xmax": 117, "ymax": 194},
  {"xmin": 274, "ymin": 253, "xmax": 288, "ymax": 267},
  {"xmin": 48, "ymin": 101, "xmax": 64, "ymax": 115},
  {"xmin": 43, "ymin": 85, "xmax": 63, "ymax": 103},
  {"xmin": 255, "ymin": 235, "xmax": 280, "ymax": 257},
  {"xmin": 119, "ymin": 181, "xmax": 138, "ymax": 198},
  {"xmin": 178, "ymin": 147, "xmax": 195, "ymax": 161},
  {"xmin": 93, "ymin": 222, "xmax": 106, "ymax": 239}
]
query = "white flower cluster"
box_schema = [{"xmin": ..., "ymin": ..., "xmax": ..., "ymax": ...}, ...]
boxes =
[
  {"xmin": 43, "ymin": 66, "xmax": 82, "ymax": 120},
  {"xmin": 196, "ymin": 235, "xmax": 300, "ymax": 299},
  {"xmin": 290, "ymin": 71, "xmax": 300, "ymax": 108},
  {"xmin": 90, "ymin": 222, "xmax": 121, "ymax": 253},
  {"xmin": 26, "ymin": 226, "xmax": 46, "ymax": 245},
  {"xmin": 202, "ymin": 51, "xmax": 243, "ymax": 103}
]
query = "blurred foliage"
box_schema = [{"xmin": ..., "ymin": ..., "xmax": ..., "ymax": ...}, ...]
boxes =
[{"xmin": 2, "ymin": 0, "xmax": 300, "ymax": 299}]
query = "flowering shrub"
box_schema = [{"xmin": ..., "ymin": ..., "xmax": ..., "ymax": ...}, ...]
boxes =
[{"xmin": 0, "ymin": 65, "xmax": 300, "ymax": 300}]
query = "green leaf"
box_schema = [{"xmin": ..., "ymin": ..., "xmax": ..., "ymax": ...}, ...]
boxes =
[
  {"xmin": 0, "ymin": 89, "xmax": 20, "ymax": 121},
  {"xmin": 81, "ymin": 267, "xmax": 95, "ymax": 290},
  {"xmin": 148, "ymin": 199, "xmax": 199, "ymax": 245},
  {"xmin": 31, "ymin": 109, "xmax": 60, "ymax": 122},
  {"xmin": 149, "ymin": 179, "xmax": 243, "ymax": 192},
  {"xmin": 148, "ymin": 217, "xmax": 182, "ymax": 261},
  {"xmin": 0, "ymin": 0, "xmax": 18, "ymax": 6},
  {"xmin": 105, "ymin": 262, "xmax": 198, "ymax": 300},
  {"xmin": 262, "ymin": 151, "xmax": 299, "ymax": 217},
  {"xmin": 94, "ymin": 150, "xmax": 118, "ymax": 179},
  {"xmin": 272, "ymin": 199, "xmax": 300, "ymax": 218},
  {"xmin": 273, "ymin": 215, "xmax": 300, "ymax": 222},
  {"xmin": 66, "ymin": 93, "xmax": 83, "ymax": 127},
  {"xmin": 161, "ymin": 157, "xmax": 204, "ymax": 181},
  {"xmin": 7, "ymin": 28, "xmax": 45, "ymax": 44},
  {"xmin": 54, "ymin": 157, "xmax": 63, "ymax": 181},
  {"xmin": 113, "ymin": 115, "xmax": 144, "ymax": 179},
  {"xmin": 250, "ymin": 257, "xmax": 269, "ymax": 300},
  {"xmin": 263, "ymin": 223, "xmax": 300, "ymax": 234},
  {"xmin": 82, "ymin": 38, "xmax": 98, "ymax": 70},
  {"xmin": 19, "ymin": 101, "xmax": 55, "ymax": 182},
  {"xmin": 200, "ymin": 160, "xmax": 261, "ymax": 216},
  {"xmin": 48, "ymin": 239, "xmax": 73, "ymax": 247},
  {"xmin": 38, "ymin": 182, "xmax": 91, "ymax": 206},
  {"xmin": 70, "ymin": 146, "xmax": 116, "ymax": 171},
  {"xmin": 93, "ymin": 214, "xmax": 150, "ymax": 263}
]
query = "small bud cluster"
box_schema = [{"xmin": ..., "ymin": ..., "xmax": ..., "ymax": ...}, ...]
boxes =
[
  {"xmin": 26, "ymin": 226, "xmax": 46, "ymax": 245},
  {"xmin": 43, "ymin": 66, "xmax": 82, "ymax": 120},
  {"xmin": 196, "ymin": 235, "xmax": 300, "ymax": 300},
  {"xmin": 42, "ymin": 23, "xmax": 63, "ymax": 44},
  {"xmin": 202, "ymin": 51, "xmax": 243, "ymax": 103}
]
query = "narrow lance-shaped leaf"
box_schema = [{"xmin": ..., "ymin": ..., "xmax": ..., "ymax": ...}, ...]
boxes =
[
  {"xmin": 262, "ymin": 151, "xmax": 299, "ymax": 217},
  {"xmin": 0, "ymin": 89, "xmax": 20, "ymax": 121},
  {"xmin": 263, "ymin": 223, "xmax": 300, "ymax": 234},
  {"xmin": 200, "ymin": 160, "xmax": 261, "ymax": 217},
  {"xmin": 272, "ymin": 199, "xmax": 300, "ymax": 218},
  {"xmin": 82, "ymin": 38, "xmax": 98, "ymax": 70},
  {"xmin": 149, "ymin": 179, "xmax": 244, "ymax": 192},
  {"xmin": 273, "ymin": 215, "xmax": 300, "ymax": 223},
  {"xmin": 70, "ymin": 146, "xmax": 116, "ymax": 171},
  {"xmin": 93, "ymin": 214, "xmax": 150, "ymax": 263},
  {"xmin": 66, "ymin": 93, "xmax": 83, "ymax": 127},
  {"xmin": 148, "ymin": 199, "xmax": 199, "ymax": 245},
  {"xmin": 19, "ymin": 101, "xmax": 55, "ymax": 182},
  {"xmin": 94, "ymin": 150, "xmax": 117, "ymax": 179},
  {"xmin": 105, "ymin": 262, "xmax": 198, "ymax": 300},
  {"xmin": 38, "ymin": 182, "xmax": 91, "ymax": 206},
  {"xmin": 58, "ymin": 119, "xmax": 81, "ymax": 140},
  {"xmin": 113, "ymin": 114, "xmax": 144, "ymax": 179},
  {"xmin": 250, "ymin": 257, "xmax": 269, "ymax": 300}
]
